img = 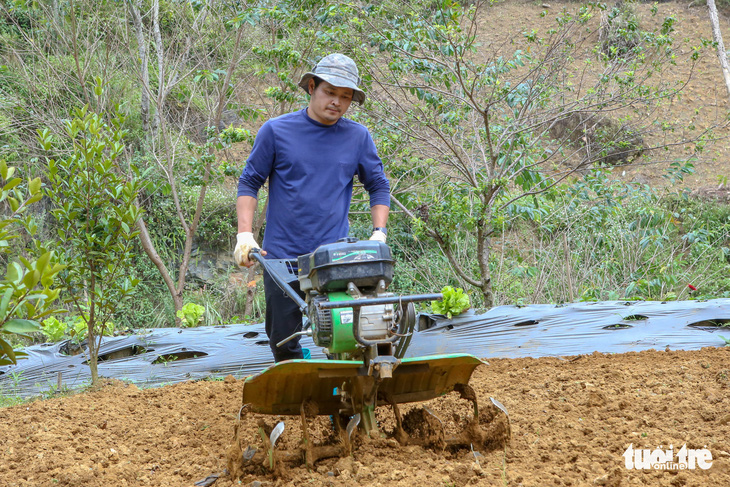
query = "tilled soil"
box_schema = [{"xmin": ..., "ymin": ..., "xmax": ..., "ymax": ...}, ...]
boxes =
[{"xmin": 1, "ymin": 346, "xmax": 729, "ymax": 487}]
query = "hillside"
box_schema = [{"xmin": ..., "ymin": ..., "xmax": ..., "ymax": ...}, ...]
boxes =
[{"xmin": 476, "ymin": 1, "xmax": 730, "ymax": 194}]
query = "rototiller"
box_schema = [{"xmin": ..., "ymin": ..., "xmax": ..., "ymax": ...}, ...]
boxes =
[{"xmin": 228, "ymin": 238, "xmax": 509, "ymax": 474}]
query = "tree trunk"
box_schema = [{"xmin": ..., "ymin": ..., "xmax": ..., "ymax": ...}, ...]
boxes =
[
  {"xmin": 563, "ymin": 233, "xmax": 574, "ymax": 302},
  {"xmin": 708, "ymin": 0, "xmax": 730, "ymax": 98},
  {"xmin": 476, "ymin": 222, "xmax": 494, "ymax": 308},
  {"xmin": 68, "ymin": 0, "xmax": 90, "ymax": 107},
  {"xmin": 151, "ymin": 0, "xmax": 211, "ymax": 312},
  {"xmin": 87, "ymin": 323, "xmax": 99, "ymax": 385},
  {"xmin": 129, "ymin": 0, "xmax": 150, "ymax": 135},
  {"xmin": 389, "ymin": 194, "xmax": 487, "ymax": 304},
  {"xmin": 136, "ymin": 215, "xmax": 184, "ymax": 311},
  {"xmin": 175, "ymin": 20, "xmax": 245, "ymax": 314},
  {"xmin": 151, "ymin": 0, "xmax": 163, "ymax": 136},
  {"xmin": 49, "ymin": 0, "xmax": 61, "ymax": 54},
  {"xmin": 86, "ymin": 271, "xmax": 99, "ymax": 385},
  {"xmin": 243, "ymin": 265, "xmax": 257, "ymax": 318},
  {"xmin": 127, "ymin": 1, "xmax": 239, "ymax": 321}
]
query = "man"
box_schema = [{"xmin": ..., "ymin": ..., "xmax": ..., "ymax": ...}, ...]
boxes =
[{"xmin": 234, "ymin": 53, "xmax": 391, "ymax": 362}]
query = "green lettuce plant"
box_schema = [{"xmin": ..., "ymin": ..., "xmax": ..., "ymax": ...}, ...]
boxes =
[
  {"xmin": 177, "ymin": 303, "xmax": 205, "ymax": 328},
  {"xmin": 432, "ymin": 286, "xmax": 471, "ymax": 319},
  {"xmin": 41, "ymin": 317, "xmax": 67, "ymax": 342},
  {"xmin": 42, "ymin": 314, "xmax": 116, "ymax": 343}
]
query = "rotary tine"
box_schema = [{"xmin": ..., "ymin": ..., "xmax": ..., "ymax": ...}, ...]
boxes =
[
  {"xmin": 379, "ymin": 391, "xmax": 410, "ymax": 446},
  {"xmin": 300, "ymin": 400, "xmax": 318, "ymax": 468},
  {"xmin": 258, "ymin": 419, "xmax": 285, "ymax": 472},
  {"xmin": 336, "ymin": 413, "xmax": 360, "ymax": 456}
]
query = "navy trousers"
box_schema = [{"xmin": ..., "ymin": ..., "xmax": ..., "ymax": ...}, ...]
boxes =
[{"xmin": 263, "ymin": 270, "xmax": 305, "ymax": 362}]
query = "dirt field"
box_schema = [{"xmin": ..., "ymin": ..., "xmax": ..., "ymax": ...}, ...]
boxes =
[{"xmin": 1, "ymin": 347, "xmax": 728, "ymax": 487}]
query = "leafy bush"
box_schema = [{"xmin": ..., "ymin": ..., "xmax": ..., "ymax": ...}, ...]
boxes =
[
  {"xmin": 598, "ymin": 1, "xmax": 643, "ymax": 60},
  {"xmin": 0, "ymin": 161, "xmax": 64, "ymax": 365},
  {"xmin": 41, "ymin": 100, "xmax": 142, "ymax": 384},
  {"xmin": 432, "ymin": 286, "xmax": 471, "ymax": 319},
  {"xmin": 485, "ymin": 165, "xmax": 730, "ymax": 305}
]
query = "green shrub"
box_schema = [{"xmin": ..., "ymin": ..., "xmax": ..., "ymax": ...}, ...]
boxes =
[
  {"xmin": 0, "ymin": 160, "xmax": 64, "ymax": 365},
  {"xmin": 598, "ymin": 1, "xmax": 643, "ymax": 60}
]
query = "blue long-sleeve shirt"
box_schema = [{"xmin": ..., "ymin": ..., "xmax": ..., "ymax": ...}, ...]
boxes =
[{"xmin": 238, "ymin": 108, "xmax": 391, "ymax": 259}]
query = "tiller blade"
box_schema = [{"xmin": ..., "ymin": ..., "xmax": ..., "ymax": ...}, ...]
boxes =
[{"xmin": 228, "ymin": 354, "xmax": 510, "ymax": 474}]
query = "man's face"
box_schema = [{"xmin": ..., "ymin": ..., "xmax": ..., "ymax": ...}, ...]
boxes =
[{"xmin": 307, "ymin": 79, "xmax": 354, "ymax": 125}]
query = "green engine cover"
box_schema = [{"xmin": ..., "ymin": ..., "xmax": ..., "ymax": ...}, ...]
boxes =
[{"xmin": 318, "ymin": 292, "xmax": 357, "ymax": 354}]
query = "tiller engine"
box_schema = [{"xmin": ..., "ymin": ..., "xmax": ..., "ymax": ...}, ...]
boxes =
[{"xmin": 228, "ymin": 238, "xmax": 509, "ymax": 475}]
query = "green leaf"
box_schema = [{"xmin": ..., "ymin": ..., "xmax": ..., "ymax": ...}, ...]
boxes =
[
  {"xmin": 7, "ymin": 197, "xmax": 19, "ymax": 212},
  {"xmin": 6, "ymin": 262, "xmax": 22, "ymax": 284},
  {"xmin": 432, "ymin": 286, "xmax": 471, "ymax": 319},
  {"xmin": 0, "ymin": 338, "xmax": 16, "ymax": 363},
  {"xmin": 27, "ymin": 192, "xmax": 43, "ymax": 205},
  {"xmin": 0, "ymin": 288, "xmax": 12, "ymax": 321},
  {"xmin": 29, "ymin": 177, "xmax": 42, "ymax": 195},
  {"xmin": 94, "ymin": 76, "xmax": 103, "ymax": 97},
  {"xmin": 22, "ymin": 269, "xmax": 41, "ymax": 289},
  {"xmin": 2, "ymin": 178, "xmax": 21, "ymax": 192},
  {"xmin": 35, "ymin": 251, "xmax": 51, "ymax": 272},
  {"xmin": 18, "ymin": 255, "xmax": 32, "ymax": 269},
  {"xmin": 2, "ymin": 319, "xmax": 41, "ymax": 335}
]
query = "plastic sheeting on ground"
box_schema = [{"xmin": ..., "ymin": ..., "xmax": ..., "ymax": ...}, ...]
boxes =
[
  {"xmin": 1, "ymin": 299, "xmax": 728, "ymax": 398},
  {"xmin": 410, "ymin": 299, "xmax": 730, "ymax": 358}
]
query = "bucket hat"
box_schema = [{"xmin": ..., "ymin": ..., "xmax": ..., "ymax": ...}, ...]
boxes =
[{"xmin": 298, "ymin": 53, "xmax": 366, "ymax": 105}]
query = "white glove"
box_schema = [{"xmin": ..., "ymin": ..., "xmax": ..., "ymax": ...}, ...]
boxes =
[
  {"xmin": 234, "ymin": 232, "xmax": 260, "ymax": 267},
  {"xmin": 369, "ymin": 229, "xmax": 387, "ymax": 243}
]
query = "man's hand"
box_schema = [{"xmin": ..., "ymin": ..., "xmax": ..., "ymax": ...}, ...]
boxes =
[
  {"xmin": 369, "ymin": 229, "xmax": 387, "ymax": 243},
  {"xmin": 234, "ymin": 232, "xmax": 263, "ymax": 267}
]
